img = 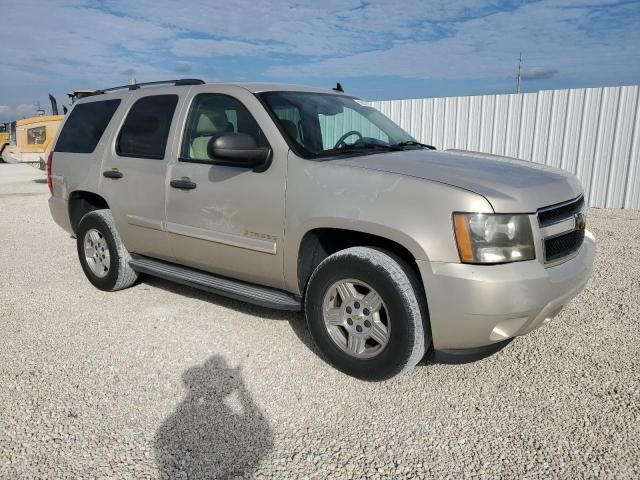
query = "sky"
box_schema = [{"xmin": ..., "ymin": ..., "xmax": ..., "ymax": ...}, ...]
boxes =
[{"xmin": 0, "ymin": 0, "xmax": 639, "ymax": 122}]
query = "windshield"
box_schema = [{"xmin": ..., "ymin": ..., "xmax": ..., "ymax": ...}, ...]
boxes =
[{"xmin": 258, "ymin": 92, "xmax": 419, "ymax": 159}]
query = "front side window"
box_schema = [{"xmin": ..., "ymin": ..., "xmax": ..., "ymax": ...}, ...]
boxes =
[
  {"xmin": 259, "ymin": 92, "xmax": 418, "ymax": 159},
  {"xmin": 117, "ymin": 95, "xmax": 178, "ymax": 159},
  {"xmin": 27, "ymin": 126, "xmax": 46, "ymax": 145},
  {"xmin": 180, "ymin": 93, "xmax": 268, "ymax": 162},
  {"xmin": 55, "ymin": 99, "xmax": 121, "ymax": 153}
]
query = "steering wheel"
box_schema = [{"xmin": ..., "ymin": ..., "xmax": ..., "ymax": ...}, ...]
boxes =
[{"xmin": 333, "ymin": 130, "xmax": 363, "ymax": 149}]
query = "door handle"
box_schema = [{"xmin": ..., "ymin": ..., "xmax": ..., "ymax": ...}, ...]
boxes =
[
  {"xmin": 103, "ymin": 169, "xmax": 123, "ymax": 179},
  {"xmin": 170, "ymin": 178, "xmax": 197, "ymax": 190}
]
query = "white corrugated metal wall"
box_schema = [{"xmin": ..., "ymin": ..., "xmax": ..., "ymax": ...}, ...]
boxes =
[{"xmin": 366, "ymin": 86, "xmax": 640, "ymax": 209}]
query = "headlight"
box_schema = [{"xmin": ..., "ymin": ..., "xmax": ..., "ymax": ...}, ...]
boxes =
[{"xmin": 453, "ymin": 213, "xmax": 535, "ymax": 264}]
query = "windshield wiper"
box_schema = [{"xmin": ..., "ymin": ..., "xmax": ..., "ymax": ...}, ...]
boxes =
[
  {"xmin": 322, "ymin": 142, "xmax": 403, "ymax": 155},
  {"xmin": 390, "ymin": 140, "xmax": 436, "ymax": 150}
]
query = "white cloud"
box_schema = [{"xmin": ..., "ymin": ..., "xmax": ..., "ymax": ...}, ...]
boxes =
[
  {"xmin": 105, "ymin": 0, "xmax": 494, "ymax": 57},
  {"xmin": 174, "ymin": 63, "xmax": 192, "ymax": 74},
  {"xmin": 172, "ymin": 39, "xmax": 280, "ymax": 57},
  {"xmin": 0, "ymin": 0, "xmax": 181, "ymax": 111},
  {"xmin": 522, "ymin": 67, "xmax": 559, "ymax": 81},
  {"xmin": 1, "ymin": 0, "xmax": 491, "ymax": 112},
  {"xmin": 0, "ymin": 104, "xmax": 38, "ymax": 122},
  {"xmin": 265, "ymin": 0, "xmax": 640, "ymax": 85},
  {"xmin": 0, "ymin": 0, "xmax": 637, "ymax": 115}
]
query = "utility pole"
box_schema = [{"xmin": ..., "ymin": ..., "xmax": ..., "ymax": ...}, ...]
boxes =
[{"xmin": 516, "ymin": 52, "xmax": 522, "ymax": 94}]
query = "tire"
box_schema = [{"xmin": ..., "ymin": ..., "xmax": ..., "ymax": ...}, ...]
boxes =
[
  {"xmin": 76, "ymin": 209, "xmax": 139, "ymax": 291},
  {"xmin": 305, "ymin": 247, "xmax": 429, "ymax": 381}
]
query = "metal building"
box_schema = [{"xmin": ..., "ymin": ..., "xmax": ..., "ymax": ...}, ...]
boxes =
[{"xmin": 367, "ymin": 85, "xmax": 640, "ymax": 209}]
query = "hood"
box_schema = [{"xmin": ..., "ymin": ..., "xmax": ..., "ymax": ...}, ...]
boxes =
[{"xmin": 332, "ymin": 149, "xmax": 583, "ymax": 213}]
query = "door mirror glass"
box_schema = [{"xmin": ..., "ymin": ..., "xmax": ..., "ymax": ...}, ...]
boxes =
[{"xmin": 208, "ymin": 133, "xmax": 271, "ymax": 170}]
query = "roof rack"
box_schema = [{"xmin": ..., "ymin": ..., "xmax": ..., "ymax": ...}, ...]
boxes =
[{"xmin": 93, "ymin": 79, "xmax": 205, "ymax": 95}]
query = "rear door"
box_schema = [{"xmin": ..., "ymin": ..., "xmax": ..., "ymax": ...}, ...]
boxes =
[
  {"xmin": 100, "ymin": 92, "xmax": 185, "ymax": 261},
  {"xmin": 165, "ymin": 87, "xmax": 288, "ymax": 289}
]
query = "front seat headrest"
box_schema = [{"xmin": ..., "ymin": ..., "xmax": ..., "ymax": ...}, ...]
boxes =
[
  {"xmin": 195, "ymin": 110, "xmax": 231, "ymax": 136},
  {"xmin": 280, "ymin": 119, "xmax": 299, "ymax": 142}
]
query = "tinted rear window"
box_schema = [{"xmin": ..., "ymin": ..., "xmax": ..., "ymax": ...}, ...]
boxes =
[
  {"xmin": 55, "ymin": 99, "xmax": 121, "ymax": 153},
  {"xmin": 116, "ymin": 95, "xmax": 178, "ymax": 159}
]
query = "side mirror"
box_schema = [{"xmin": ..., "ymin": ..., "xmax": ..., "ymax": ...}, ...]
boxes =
[{"xmin": 207, "ymin": 133, "xmax": 271, "ymax": 171}]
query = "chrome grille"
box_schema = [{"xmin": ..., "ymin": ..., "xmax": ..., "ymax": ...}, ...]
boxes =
[
  {"xmin": 544, "ymin": 229, "xmax": 585, "ymax": 262},
  {"xmin": 538, "ymin": 196, "xmax": 584, "ymax": 227},
  {"xmin": 537, "ymin": 196, "xmax": 586, "ymax": 263}
]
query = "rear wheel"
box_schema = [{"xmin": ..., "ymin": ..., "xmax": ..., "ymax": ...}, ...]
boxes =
[
  {"xmin": 305, "ymin": 247, "xmax": 429, "ymax": 381},
  {"xmin": 76, "ymin": 209, "xmax": 139, "ymax": 291}
]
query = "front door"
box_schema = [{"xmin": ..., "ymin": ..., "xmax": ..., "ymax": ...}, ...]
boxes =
[{"xmin": 165, "ymin": 90, "xmax": 287, "ymax": 289}]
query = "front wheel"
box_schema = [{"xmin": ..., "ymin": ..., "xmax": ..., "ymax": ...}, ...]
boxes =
[
  {"xmin": 305, "ymin": 247, "xmax": 429, "ymax": 381},
  {"xmin": 76, "ymin": 209, "xmax": 139, "ymax": 291}
]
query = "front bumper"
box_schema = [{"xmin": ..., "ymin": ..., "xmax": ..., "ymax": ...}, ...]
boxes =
[{"xmin": 418, "ymin": 230, "xmax": 596, "ymax": 350}]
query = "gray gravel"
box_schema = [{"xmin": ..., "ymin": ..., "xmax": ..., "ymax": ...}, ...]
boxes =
[{"xmin": 1, "ymin": 163, "xmax": 638, "ymax": 479}]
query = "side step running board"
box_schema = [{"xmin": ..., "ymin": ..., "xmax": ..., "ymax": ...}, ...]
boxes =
[{"xmin": 129, "ymin": 255, "xmax": 302, "ymax": 311}]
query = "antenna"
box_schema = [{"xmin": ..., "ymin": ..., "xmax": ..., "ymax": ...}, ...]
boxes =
[
  {"xmin": 516, "ymin": 52, "xmax": 522, "ymax": 94},
  {"xmin": 333, "ymin": 82, "xmax": 344, "ymax": 93},
  {"xmin": 35, "ymin": 101, "xmax": 45, "ymax": 116}
]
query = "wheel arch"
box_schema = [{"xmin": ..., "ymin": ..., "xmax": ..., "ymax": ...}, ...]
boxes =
[
  {"xmin": 68, "ymin": 190, "xmax": 110, "ymax": 235},
  {"xmin": 295, "ymin": 226, "xmax": 427, "ymax": 297}
]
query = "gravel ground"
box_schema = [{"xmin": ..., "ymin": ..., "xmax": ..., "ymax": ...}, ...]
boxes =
[{"xmin": 0, "ymin": 163, "xmax": 638, "ymax": 479}]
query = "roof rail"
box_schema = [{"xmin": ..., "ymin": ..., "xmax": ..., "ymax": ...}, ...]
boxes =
[{"xmin": 93, "ymin": 79, "xmax": 205, "ymax": 95}]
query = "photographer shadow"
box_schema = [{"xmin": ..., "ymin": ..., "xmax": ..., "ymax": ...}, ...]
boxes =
[{"xmin": 155, "ymin": 355, "xmax": 273, "ymax": 479}]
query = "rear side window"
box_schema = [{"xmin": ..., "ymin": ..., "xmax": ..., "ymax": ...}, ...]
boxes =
[
  {"xmin": 55, "ymin": 99, "xmax": 121, "ymax": 153},
  {"xmin": 116, "ymin": 95, "xmax": 178, "ymax": 160}
]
